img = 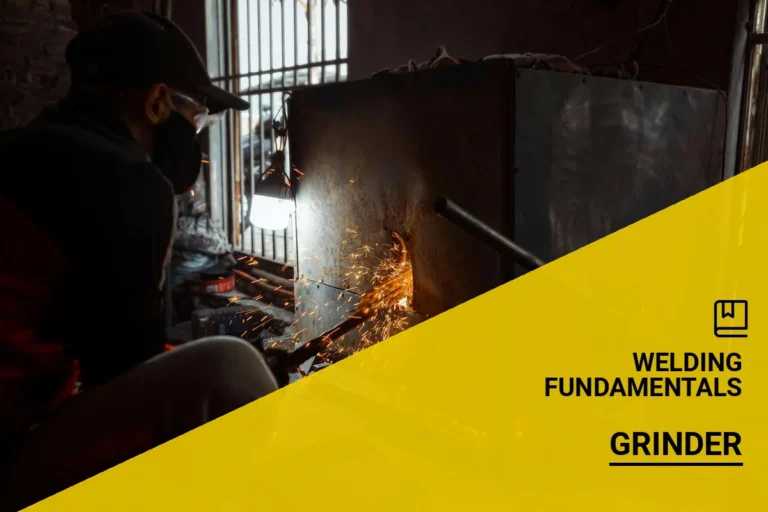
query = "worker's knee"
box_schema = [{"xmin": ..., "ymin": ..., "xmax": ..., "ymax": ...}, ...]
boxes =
[{"xmin": 170, "ymin": 337, "xmax": 278, "ymax": 400}]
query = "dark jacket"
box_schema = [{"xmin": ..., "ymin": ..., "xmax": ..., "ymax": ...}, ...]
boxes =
[{"xmin": 0, "ymin": 97, "xmax": 175, "ymax": 440}]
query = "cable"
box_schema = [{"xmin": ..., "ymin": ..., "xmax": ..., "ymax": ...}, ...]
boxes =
[
  {"xmin": 628, "ymin": 0, "xmax": 672, "ymax": 62},
  {"xmin": 573, "ymin": 0, "xmax": 672, "ymax": 62}
]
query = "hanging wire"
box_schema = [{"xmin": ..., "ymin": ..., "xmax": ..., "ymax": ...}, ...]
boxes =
[{"xmin": 572, "ymin": 0, "xmax": 673, "ymax": 62}]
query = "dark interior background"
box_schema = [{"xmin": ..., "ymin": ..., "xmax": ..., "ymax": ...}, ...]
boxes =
[{"xmin": 0, "ymin": 0, "xmax": 745, "ymax": 161}]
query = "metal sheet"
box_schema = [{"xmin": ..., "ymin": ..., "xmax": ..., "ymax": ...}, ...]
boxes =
[
  {"xmin": 295, "ymin": 280, "xmax": 360, "ymax": 344},
  {"xmin": 513, "ymin": 69, "xmax": 725, "ymax": 275},
  {"xmin": 290, "ymin": 61, "xmax": 514, "ymax": 317},
  {"xmin": 293, "ymin": 279, "xmax": 426, "ymax": 350},
  {"xmin": 290, "ymin": 61, "xmax": 725, "ymax": 323}
]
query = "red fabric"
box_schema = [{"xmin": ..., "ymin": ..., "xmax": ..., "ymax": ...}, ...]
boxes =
[
  {"xmin": 0, "ymin": 196, "xmax": 78, "ymax": 438},
  {"xmin": 62, "ymin": 425, "xmax": 154, "ymax": 474}
]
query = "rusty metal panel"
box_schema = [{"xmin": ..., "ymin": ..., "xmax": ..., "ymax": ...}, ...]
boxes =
[
  {"xmin": 290, "ymin": 61, "xmax": 514, "ymax": 318},
  {"xmin": 513, "ymin": 69, "xmax": 725, "ymax": 275}
]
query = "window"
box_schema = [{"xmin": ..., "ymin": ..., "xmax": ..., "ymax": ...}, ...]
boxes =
[{"xmin": 205, "ymin": 0, "xmax": 349, "ymax": 263}]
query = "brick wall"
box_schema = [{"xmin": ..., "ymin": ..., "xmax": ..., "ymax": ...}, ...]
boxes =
[{"xmin": 0, "ymin": 0, "xmax": 77, "ymax": 131}]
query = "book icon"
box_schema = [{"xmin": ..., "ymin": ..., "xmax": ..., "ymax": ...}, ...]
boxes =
[{"xmin": 714, "ymin": 300, "xmax": 748, "ymax": 338}]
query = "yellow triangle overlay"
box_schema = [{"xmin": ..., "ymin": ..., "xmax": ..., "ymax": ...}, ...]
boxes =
[{"xmin": 29, "ymin": 166, "xmax": 768, "ymax": 511}]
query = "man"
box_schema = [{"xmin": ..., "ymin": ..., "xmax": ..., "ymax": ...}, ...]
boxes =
[{"xmin": 0, "ymin": 11, "xmax": 278, "ymax": 510}]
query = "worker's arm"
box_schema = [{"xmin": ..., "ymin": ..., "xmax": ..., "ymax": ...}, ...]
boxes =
[{"xmin": 74, "ymin": 164, "xmax": 176, "ymax": 388}]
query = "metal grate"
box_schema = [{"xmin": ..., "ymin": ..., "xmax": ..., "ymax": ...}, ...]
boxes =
[{"xmin": 205, "ymin": 0, "xmax": 349, "ymax": 264}]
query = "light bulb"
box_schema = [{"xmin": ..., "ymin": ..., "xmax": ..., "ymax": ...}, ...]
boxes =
[{"xmin": 250, "ymin": 195, "xmax": 294, "ymax": 231}]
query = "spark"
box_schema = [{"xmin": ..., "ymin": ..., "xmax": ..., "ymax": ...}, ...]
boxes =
[{"xmin": 321, "ymin": 231, "xmax": 414, "ymax": 358}]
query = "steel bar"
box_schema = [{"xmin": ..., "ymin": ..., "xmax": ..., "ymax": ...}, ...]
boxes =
[
  {"xmin": 335, "ymin": 0, "xmax": 340, "ymax": 81},
  {"xmin": 321, "ymin": 0, "xmax": 325, "ymax": 83},
  {"xmin": 307, "ymin": 0, "xmax": 312, "ymax": 67},
  {"xmin": 223, "ymin": 0, "xmax": 234, "ymax": 241},
  {"xmin": 434, "ymin": 198, "xmax": 546, "ymax": 271},
  {"xmin": 273, "ymin": 228, "xmax": 278, "ymax": 260},
  {"xmin": 281, "ymin": 0, "xmax": 286, "ymax": 73},
  {"xmin": 234, "ymin": 269, "xmax": 295, "ymax": 300},
  {"xmin": 749, "ymin": 32, "xmax": 768, "ymax": 45},
  {"xmin": 246, "ymin": 0, "xmax": 256, "ymax": 252},
  {"xmin": 724, "ymin": 0, "xmax": 751, "ymax": 180},
  {"xmin": 257, "ymin": 0, "xmax": 266, "ymax": 258},
  {"xmin": 737, "ymin": 0, "xmax": 768, "ymax": 173},
  {"xmin": 230, "ymin": 0, "xmax": 243, "ymax": 250},
  {"xmin": 294, "ymin": 0, "xmax": 299, "ymax": 84},
  {"xmin": 214, "ymin": 59, "xmax": 345, "ymax": 83},
  {"xmin": 247, "ymin": 267, "xmax": 295, "ymax": 290}
]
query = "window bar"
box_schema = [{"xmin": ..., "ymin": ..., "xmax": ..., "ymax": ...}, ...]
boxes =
[
  {"xmin": 321, "ymin": 0, "xmax": 325, "ymax": 83},
  {"xmin": 270, "ymin": 91, "xmax": 277, "ymax": 261},
  {"xmin": 268, "ymin": 0, "xmax": 274, "ymax": 73},
  {"xmin": 336, "ymin": 0, "xmax": 340, "ymax": 81},
  {"xmin": 307, "ymin": 0, "xmax": 312, "ymax": 67},
  {"xmin": 246, "ymin": 0, "xmax": 256, "ymax": 254},
  {"xmin": 268, "ymin": 0, "xmax": 275, "ymax": 261},
  {"xmin": 281, "ymin": 0, "xmax": 286, "ymax": 73},
  {"xmin": 224, "ymin": 0, "xmax": 235, "ymax": 242},
  {"xmin": 231, "ymin": 0, "xmax": 243, "ymax": 251},
  {"xmin": 215, "ymin": 0, "xmax": 227, "ymax": 236},
  {"xmin": 257, "ymin": 0, "xmax": 266, "ymax": 258},
  {"xmin": 280, "ymin": 0, "xmax": 289, "ymax": 261},
  {"xmin": 218, "ymin": 59, "xmax": 344, "ymax": 84},
  {"xmin": 284, "ymin": 124, "xmax": 290, "ymax": 263},
  {"xmin": 294, "ymin": 0, "xmax": 298, "ymax": 84}
]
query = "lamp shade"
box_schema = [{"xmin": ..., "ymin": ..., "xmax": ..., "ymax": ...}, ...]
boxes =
[
  {"xmin": 250, "ymin": 150, "xmax": 294, "ymax": 231},
  {"xmin": 250, "ymin": 195, "xmax": 293, "ymax": 231}
]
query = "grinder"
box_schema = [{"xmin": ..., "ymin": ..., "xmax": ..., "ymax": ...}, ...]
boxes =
[{"xmin": 265, "ymin": 198, "xmax": 546, "ymax": 384}]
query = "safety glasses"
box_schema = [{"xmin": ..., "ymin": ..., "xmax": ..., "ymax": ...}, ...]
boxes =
[{"xmin": 170, "ymin": 90, "xmax": 226, "ymax": 134}]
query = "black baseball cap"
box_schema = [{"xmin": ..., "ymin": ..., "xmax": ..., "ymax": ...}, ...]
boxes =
[{"xmin": 65, "ymin": 11, "xmax": 249, "ymax": 114}]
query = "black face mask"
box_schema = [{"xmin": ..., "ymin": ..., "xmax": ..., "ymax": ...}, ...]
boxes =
[{"xmin": 152, "ymin": 111, "xmax": 203, "ymax": 195}]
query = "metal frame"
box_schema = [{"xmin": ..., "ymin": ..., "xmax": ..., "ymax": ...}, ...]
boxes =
[
  {"xmin": 737, "ymin": 0, "xmax": 768, "ymax": 173},
  {"xmin": 206, "ymin": 0, "xmax": 349, "ymax": 264}
]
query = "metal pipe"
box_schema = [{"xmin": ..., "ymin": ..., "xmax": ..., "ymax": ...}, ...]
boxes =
[
  {"xmin": 724, "ymin": 0, "xmax": 751, "ymax": 179},
  {"xmin": 320, "ymin": 0, "xmax": 326, "ymax": 83},
  {"xmin": 434, "ymin": 198, "xmax": 546, "ymax": 271},
  {"xmin": 335, "ymin": 0, "xmax": 341, "ymax": 80},
  {"xmin": 222, "ymin": 0, "xmax": 233, "ymax": 240},
  {"xmin": 256, "ymin": 0, "xmax": 266, "ymax": 258},
  {"xmin": 738, "ymin": 0, "xmax": 768, "ymax": 173},
  {"xmin": 294, "ymin": 0, "xmax": 299, "ymax": 82},
  {"xmin": 230, "ymin": 0, "xmax": 242, "ymax": 250},
  {"xmin": 247, "ymin": 267, "xmax": 295, "ymax": 291},
  {"xmin": 215, "ymin": 59, "xmax": 345, "ymax": 83},
  {"xmin": 246, "ymin": 0, "xmax": 256, "ymax": 253},
  {"xmin": 307, "ymin": 0, "xmax": 312, "ymax": 69},
  {"xmin": 234, "ymin": 269, "xmax": 294, "ymax": 300}
]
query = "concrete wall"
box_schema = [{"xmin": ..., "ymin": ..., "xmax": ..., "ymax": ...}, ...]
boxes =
[{"xmin": 348, "ymin": 0, "xmax": 739, "ymax": 91}]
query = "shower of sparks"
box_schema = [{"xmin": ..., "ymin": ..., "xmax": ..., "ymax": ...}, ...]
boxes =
[{"xmin": 332, "ymin": 231, "xmax": 414, "ymax": 354}]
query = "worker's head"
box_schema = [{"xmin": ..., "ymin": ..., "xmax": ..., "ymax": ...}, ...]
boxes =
[{"xmin": 65, "ymin": 11, "xmax": 250, "ymax": 193}]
